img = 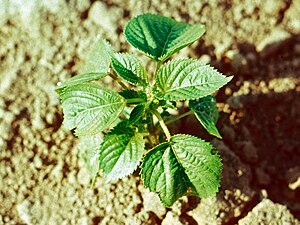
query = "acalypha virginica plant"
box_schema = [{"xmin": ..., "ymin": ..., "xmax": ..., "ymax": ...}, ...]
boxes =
[{"xmin": 56, "ymin": 13, "xmax": 232, "ymax": 206}]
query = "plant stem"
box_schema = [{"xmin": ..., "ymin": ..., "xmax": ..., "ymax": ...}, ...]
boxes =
[
  {"xmin": 108, "ymin": 73, "xmax": 128, "ymax": 89},
  {"xmin": 153, "ymin": 110, "xmax": 171, "ymax": 141},
  {"xmin": 165, "ymin": 110, "xmax": 194, "ymax": 125}
]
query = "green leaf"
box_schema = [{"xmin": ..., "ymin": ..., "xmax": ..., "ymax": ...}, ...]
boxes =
[
  {"xmin": 56, "ymin": 72, "xmax": 107, "ymax": 93},
  {"xmin": 154, "ymin": 59, "xmax": 233, "ymax": 101},
  {"xmin": 112, "ymin": 53, "xmax": 148, "ymax": 86},
  {"xmin": 84, "ymin": 36, "xmax": 113, "ymax": 73},
  {"xmin": 77, "ymin": 134, "xmax": 103, "ymax": 179},
  {"xmin": 119, "ymin": 89, "xmax": 147, "ymax": 100},
  {"xmin": 129, "ymin": 104, "xmax": 146, "ymax": 125},
  {"xmin": 108, "ymin": 119, "xmax": 133, "ymax": 136},
  {"xmin": 141, "ymin": 142, "xmax": 190, "ymax": 206},
  {"xmin": 60, "ymin": 83, "xmax": 126, "ymax": 136},
  {"xmin": 141, "ymin": 134, "xmax": 222, "ymax": 206},
  {"xmin": 125, "ymin": 14, "xmax": 205, "ymax": 62},
  {"xmin": 99, "ymin": 127, "xmax": 144, "ymax": 182},
  {"xmin": 160, "ymin": 100, "xmax": 177, "ymax": 110},
  {"xmin": 189, "ymin": 96, "xmax": 221, "ymax": 138}
]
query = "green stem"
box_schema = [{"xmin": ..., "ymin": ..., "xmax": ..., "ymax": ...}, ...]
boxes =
[
  {"xmin": 108, "ymin": 73, "xmax": 128, "ymax": 90},
  {"xmin": 153, "ymin": 110, "xmax": 171, "ymax": 141},
  {"xmin": 126, "ymin": 98, "xmax": 146, "ymax": 104},
  {"xmin": 165, "ymin": 110, "xmax": 194, "ymax": 125}
]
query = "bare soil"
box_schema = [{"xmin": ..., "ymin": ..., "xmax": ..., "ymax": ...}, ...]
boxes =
[{"xmin": 0, "ymin": 0, "xmax": 299, "ymax": 224}]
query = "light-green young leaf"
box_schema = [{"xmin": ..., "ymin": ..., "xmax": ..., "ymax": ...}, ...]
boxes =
[
  {"xmin": 189, "ymin": 96, "xmax": 221, "ymax": 138},
  {"xmin": 125, "ymin": 13, "xmax": 205, "ymax": 62},
  {"xmin": 84, "ymin": 36, "xmax": 113, "ymax": 73},
  {"xmin": 60, "ymin": 83, "xmax": 126, "ymax": 136},
  {"xmin": 56, "ymin": 72, "xmax": 107, "ymax": 93},
  {"xmin": 141, "ymin": 134, "xmax": 222, "ymax": 206},
  {"xmin": 99, "ymin": 127, "xmax": 144, "ymax": 182},
  {"xmin": 112, "ymin": 53, "xmax": 148, "ymax": 86},
  {"xmin": 154, "ymin": 59, "xmax": 233, "ymax": 101},
  {"xmin": 77, "ymin": 134, "xmax": 103, "ymax": 179}
]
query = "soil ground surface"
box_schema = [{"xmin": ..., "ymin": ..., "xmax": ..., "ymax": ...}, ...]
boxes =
[{"xmin": 0, "ymin": 0, "xmax": 299, "ymax": 224}]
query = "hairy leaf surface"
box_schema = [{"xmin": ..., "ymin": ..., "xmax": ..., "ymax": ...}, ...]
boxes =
[
  {"xmin": 189, "ymin": 96, "xmax": 221, "ymax": 138},
  {"xmin": 60, "ymin": 83, "xmax": 125, "ymax": 136},
  {"xmin": 84, "ymin": 36, "xmax": 113, "ymax": 73},
  {"xmin": 125, "ymin": 14, "xmax": 205, "ymax": 62},
  {"xmin": 154, "ymin": 59, "xmax": 233, "ymax": 101},
  {"xmin": 56, "ymin": 72, "xmax": 107, "ymax": 93},
  {"xmin": 141, "ymin": 134, "xmax": 222, "ymax": 206},
  {"xmin": 99, "ymin": 127, "xmax": 144, "ymax": 182},
  {"xmin": 112, "ymin": 53, "xmax": 148, "ymax": 86}
]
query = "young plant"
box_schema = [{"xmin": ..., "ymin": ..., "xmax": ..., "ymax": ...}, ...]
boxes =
[{"xmin": 56, "ymin": 13, "xmax": 232, "ymax": 206}]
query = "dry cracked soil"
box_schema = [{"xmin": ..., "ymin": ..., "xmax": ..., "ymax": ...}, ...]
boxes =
[{"xmin": 0, "ymin": 0, "xmax": 299, "ymax": 225}]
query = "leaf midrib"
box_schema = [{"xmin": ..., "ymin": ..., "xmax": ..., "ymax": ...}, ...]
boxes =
[
  {"xmin": 161, "ymin": 25, "xmax": 175, "ymax": 59},
  {"xmin": 75, "ymin": 101, "xmax": 124, "ymax": 132},
  {"xmin": 170, "ymin": 140, "xmax": 217, "ymax": 196},
  {"xmin": 167, "ymin": 141, "xmax": 196, "ymax": 196},
  {"xmin": 76, "ymin": 100, "xmax": 124, "ymax": 116}
]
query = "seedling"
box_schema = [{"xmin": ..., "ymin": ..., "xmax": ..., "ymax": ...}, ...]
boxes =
[{"xmin": 56, "ymin": 14, "xmax": 232, "ymax": 206}]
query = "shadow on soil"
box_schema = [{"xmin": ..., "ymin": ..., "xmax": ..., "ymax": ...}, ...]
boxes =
[{"xmin": 198, "ymin": 34, "xmax": 300, "ymax": 220}]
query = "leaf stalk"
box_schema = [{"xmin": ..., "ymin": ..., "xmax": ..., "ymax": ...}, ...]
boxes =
[
  {"xmin": 165, "ymin": 110, "xmax": 194, "ymax": 125},
  {"xmin": 153, "ymin": 110, "xmax": 171, "ymax": 141},
  {"xmin": 108, "ymin": 73, "xmax": 128, "ymax": 89}
]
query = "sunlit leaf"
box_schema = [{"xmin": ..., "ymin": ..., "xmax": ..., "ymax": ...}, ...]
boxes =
[
  {"xmin": 125, "ymin": 14, "xmax": 205, "ymax": 62},
  {"xmin": 142, "ymin": 134, "xmax": 222, "ymax": 206},
  {"xmin": 84, "ymin": 36, "xmax": 113, "ymax": 73},
  {"xmin": 56, "ymin": 72, "xmax": 107, "ymax": 93},
  {"xmin": 154, "ymin": 59, "xmax": 233, "ymax": 101},
  {"xmin": 99, "ymin": 126, "xmax": 144, "ymax": 182},
  {"xmin": 77, "ymin": 134, "xmax": 103, "ymax": 179},
  {"xmin": 60, "ymin": 83, "xmax": 125, "ymax": 136}
]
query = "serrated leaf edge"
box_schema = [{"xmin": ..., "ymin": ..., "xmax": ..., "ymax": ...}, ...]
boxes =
[
  {"xmin": 100, "ymin": 132, "xmax": 145, "ymax": 182},
  {"xmin": 155, "ymin": 58, "xmax": 233, "ymax": 101},
  {"xmin": 124, "ymin": 13, "xmax": 205, "ymax": 62}
]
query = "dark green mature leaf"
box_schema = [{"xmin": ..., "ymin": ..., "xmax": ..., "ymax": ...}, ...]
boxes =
[
  {"xmin": 189, "ymin": 96, "xmax": 221, "ymax": 138},
  {"xmin": 108, "ymin": 119, "xmax": 132, "ymax": 135},
  {"xmin": 125, "ymin": 13, "xmax": 205, "ymax": 62},
  {"xmin": 119, "ymin": 89, "xmax": 147, "ymax": 100},
  {"xmin": 141, "ymin": 142, "xmax": 190, "ymax": 206},
  {"xmin": 56, "ymin": 72, "xmax": 107, "ymax": 93},
  {"xmin": 112, "ymin": 53, "xmax": 148, "ymax": 86},
  {"xmin": 129, "ymin": 104, "xmax": 146, "ymax": 125},
  {"xmin": 84, "ymin": 36, "xmax": 113, "ymax": 73},
  {"xmin": 60, "ymin": 83, "xmax": 126, "ymax": 136},
  {"xmin": 154, "ymin": 59, "xmax": 233, "ymax": 101},
  {"xmin": 141, "ymin": 134, "xmax": 222, "ymax": 206},
  {"xmin": 99, "ymin": 126, "xmax": 144, "ymax": 182}
]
